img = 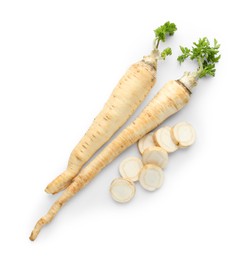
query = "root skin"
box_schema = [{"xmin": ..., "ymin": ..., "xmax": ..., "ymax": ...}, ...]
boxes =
[{"xmin": 30, "ymin": 80, "xmax": 190, "ymax": 241}]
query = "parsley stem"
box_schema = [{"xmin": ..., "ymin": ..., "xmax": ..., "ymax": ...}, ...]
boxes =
[
  {"xmin": 197, "ymin": 57, "xmax": 204, "ymax": 76},
  {"xmin": 155, "ymin": 39, "xmax": 160, "ymax": 49}
]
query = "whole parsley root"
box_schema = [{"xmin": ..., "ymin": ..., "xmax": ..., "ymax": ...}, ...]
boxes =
[
  {"xmin": 45, "ymin": 22, "xmax": 177, "ymax": 195},
  {"xmin": 30, "ymin": 37, "xmax": 220, "ymax": 241}
]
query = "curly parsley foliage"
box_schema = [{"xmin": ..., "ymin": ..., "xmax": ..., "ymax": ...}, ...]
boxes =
[
  {"xmin": 177, "ymin": 37, "xmax": 221, "ymax": 78},
  {"xmin": 161, "ymin": 48, "xmax": 172, "ymax": 60},
  {"xmin": 154, "ymin": 22, "xmax": 177, "ymax": 43},
  {"xmin": 177, "ymin": 46, "xmax": 191, "ymax": 63},
  {"xmin": 153, "ymin": 21, "xmax": 177, "ymax": 60}
]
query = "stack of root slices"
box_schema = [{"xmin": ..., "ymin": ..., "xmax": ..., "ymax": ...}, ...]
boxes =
[{"xmin": 110, "ymin": 122, "xmax": 196, "ymax": 203}]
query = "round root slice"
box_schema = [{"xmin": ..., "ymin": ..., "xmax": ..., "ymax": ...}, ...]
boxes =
[
  {"xmin": 153, "ymin": 126, "xmax": 178, "ymax": 153},
  {"xmin": 142, "ymin": 146, "xmax": 168, "ymax": 169},
  {"xmin": 110, "ymin": 178, "xmax": 136, "ymax": 203},
  {"xmin": 171, "ymin": 122, "xmax": 196, "ymax": 147},
  {"xmin": 119, "ymin": 157, "xmax": 143, "ymax": 182},
  {"xmin": 138, "ymin": 132, "xmax": 156, "ymax": 154},
  {"xmin": 139, "ymin": 164, "xmax": 164, "ymax": 191}
]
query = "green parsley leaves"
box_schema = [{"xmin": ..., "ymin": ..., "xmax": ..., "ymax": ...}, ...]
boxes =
[
  {"xmin": 177, "ymin": 46, "xmax": 191, "ymax": 63},
  {"xmin": 154, "ymin": 22, "xmax": 177, "ymax": 43},
  {"xmin": 161, "ymin": 48, "xmax": 172, "ymax": 60},
  {"xmin": 177, "ymin": 37, "xmax": 221, "ymax": 78},
  {"xmin": 153, "ymin": 21, "xmax": 177, "ymax": 60}
]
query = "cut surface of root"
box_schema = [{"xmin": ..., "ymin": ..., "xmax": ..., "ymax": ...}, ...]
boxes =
[
  {"xmin": 171, "ymin": 122, "xmax": 196, "ymax": 147},
  {"xmin": 138, "ymin": 133, "xmax": 156, "ymax": 154},
  {"xmin": 110, "ymin": 178, "xmax": 136, "ymax": 203},
  {"xmin": 142, "ymin": 146, "xmax": 168, "ymax": 169},
  {"xmin": 139, "ymin": 164, "xmax": 164, "ymax": 191},
  {"xmin": 153, "ymin": 126, "xmax": 178, "ymax": 153},
  {"xmin": 119, "ymin": 157, "xmax": 143, "ymax": 182}
]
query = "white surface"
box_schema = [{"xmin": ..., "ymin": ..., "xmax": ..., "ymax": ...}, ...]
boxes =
[{"xmin": 0, "ymin": 0, "xmax": 243, "ymax": 259}]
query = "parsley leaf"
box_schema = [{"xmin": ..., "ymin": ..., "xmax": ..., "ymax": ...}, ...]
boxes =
[
  {"xmin": 177, "ymin": 37, "xmax": 221, "ymax": 78},
  {"xmin": 177, "ymin": 46, "xmax": 191, "ymax": 63},
  {"xmin": 154, "ymin": 22, "xmax": 177, "ymax": 43},
  {"xmin": 153, "ymin": 21, "xmax": 177, "ymax": 59},
  {"xmin": 161, "ymin": 47, "xmax": 172, "ymax": 60}
]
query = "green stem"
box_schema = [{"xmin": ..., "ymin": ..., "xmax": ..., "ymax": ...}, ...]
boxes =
[
  {"xmin": 155, "ymin": 39, "xmax": 160, "ymax": 49},
  {"xmin": 197, "ymin": 57, "xmax": 204, "ymax": 76}
]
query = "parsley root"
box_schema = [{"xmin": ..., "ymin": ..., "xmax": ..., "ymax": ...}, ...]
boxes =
[
  {"xmin": 45, "ymin": 22, "xmax": 177, "ymax": 195},
  {"xmin": 30, "ymin": 37, "xmax": 220, "ymax": 241}
]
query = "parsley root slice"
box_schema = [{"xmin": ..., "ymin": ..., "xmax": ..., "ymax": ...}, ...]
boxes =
[
  {"xmin": 119, "ymin": 157, "xmax": 143, "ymax": 182},
  {"xmin": 30, "ymin": 37, "xmax": 220, "ymax": 241},
  {"xmin": 110, "ymin": 178, "xmax": 136, "ymax": 203},
  {"xmin": 45, "ymin": 21, "xmax": 177, "ymax": 195},
  {"xmin": 153, "ymin": 126, "xmax": 178, "ymax": 153},
  {"xmin": 142, "ymin": 147, "xmax": 168, "ymax": 169},
  {"xmin": 137, "ymin": 132, "xmax": 156, "ymax": 154},
  {"xmin": 171, "ymin": 122, "xmax": 196, "ymax": 147},
  {"xmin": 139, "ymin": 164, "xmax": 164, "ymax": 191}
]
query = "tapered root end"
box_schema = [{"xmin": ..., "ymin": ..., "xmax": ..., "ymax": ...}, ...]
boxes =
[
  {"xmin": 45, "ymin": 185, "xmax": 56, "ymax": 194},
  {"xmin": 29, "ymin": 232, "xmax": 35, "ymax": 241},
  {"xmin": 44, "ymin": 186, "xmax": 51, "ymax": 194},
  {"xmin": 45, "ymin": 181, "xmax": 71, "ymax": 194},
  {"xmin": 29, "ymin": 219, "xmax": 45, "ymax": 241},
  {"xmin": 45, "ymin": 179, "xmax": 60, "ymax": 194},
  {"xmin": 45, "ymin": 170, "xmax": 74, "ymax": 194}
]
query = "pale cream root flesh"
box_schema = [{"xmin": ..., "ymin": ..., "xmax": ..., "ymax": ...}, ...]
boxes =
[
  {"xmin": 45, "ymin": 56, "xmax": 157, "ymax": 194},
  {"xmin": 171, "ymin": 122, "xmax": 196, "ymax": 147},
  {"xmin": 153, "ymin": 126, "xmax": 178, "ymax": 153},
  {"xmin": 30, "ymin": 79, "xmax": 191, "ymax": 240},
  {"xmin": 142, "ymin": 146, "xmax": 168, "ymax": 168},
  {"xmin": 119, "ymin": 157, "xmax": 143, "ymax": 182},
  {"xmin": 138, "ymin": 132, "xmax": 156, "ymax": 154},
  {"xmin": 110, "ymin": 178, "xmax": 136, "ymax": 203},
  {"xmin": 139, "ymin": 164, "xmax": 164, "ymax": 191}
]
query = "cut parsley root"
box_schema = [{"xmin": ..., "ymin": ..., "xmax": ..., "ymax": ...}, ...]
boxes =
[
  {"xmin": 110, "ymin": 178, "xmax": 136, "ymax": 203},
  {"xmin": 30, "ymin": 37, "xmax": 220, "ymax": 241},
  {"xmin": 112, "ymin": 123, "xmax": 195, "ymax": 200},
  {"xmin": 142, "ymin": 147, "xmax": 168, "ymax": 169},
  {"xmin": 153, "ymin": 126, "xmax": 178, "ymax": 153},
  {"xmin": 139, "ymin": 164, "xmax": 164, "ymax": 191},
  {"xmin": 45, "ymin": 22, "xmax": 177, "ymax": 195},
  {"xmin": 171, "ymin": 122, "xmax": 196, "ymax": 147},
  {"xmin": 119, "ymin": 157, "xmax": 143, "ymax": 181},
  {"xmin": 138, "ymin": 132, "xmax": 156, "ymax": 154}
]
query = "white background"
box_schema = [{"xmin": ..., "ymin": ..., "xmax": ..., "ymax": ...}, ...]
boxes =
[{"xmin": 0, "ymin": 0, "xmax": 243, "ymax": 259}]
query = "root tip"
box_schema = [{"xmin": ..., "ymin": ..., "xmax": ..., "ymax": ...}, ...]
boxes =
[
  {"xmin": 29, "ymin": 232, "xmax": 36, "ymax": 241},
  {"xmin": 45, "ymin": 185, "xmax": 52, "ymax": 194},
  {"xmin": 45, "ymin": 186, "xmax": 59, "ymax": 195}
]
